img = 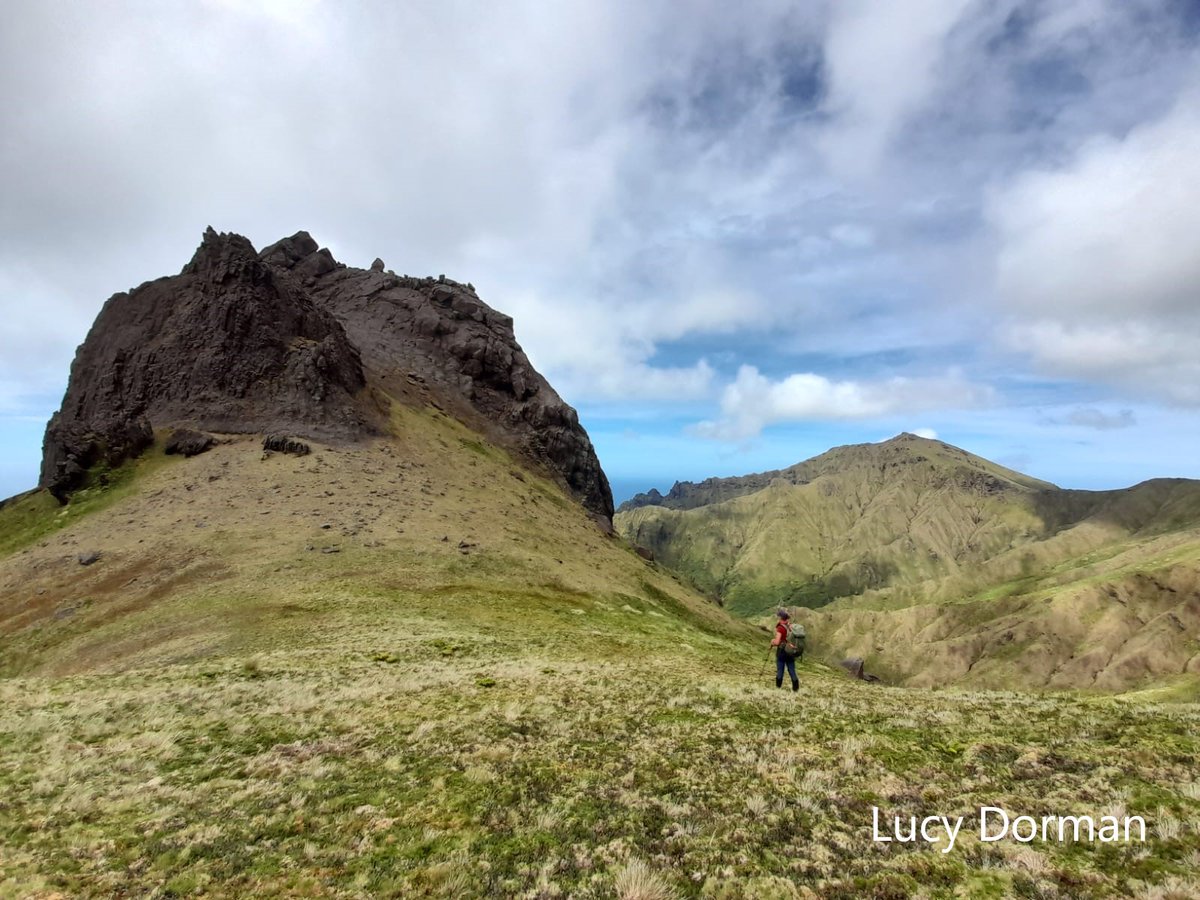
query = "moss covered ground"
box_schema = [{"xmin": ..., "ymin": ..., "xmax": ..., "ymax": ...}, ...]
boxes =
[{"xmin": 3, "ymin": 618, "xmax": 1199, "ymax": 898}]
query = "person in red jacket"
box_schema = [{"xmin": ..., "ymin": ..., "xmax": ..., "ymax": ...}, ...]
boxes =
[{"xmin": 771, "ymin": 608, "xmax": 799, "ymax": 691}]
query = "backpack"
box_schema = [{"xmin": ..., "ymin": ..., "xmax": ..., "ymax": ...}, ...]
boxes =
[{"xmin": 782, "ymin": 623, "xmax": 806, "ymax": 658}]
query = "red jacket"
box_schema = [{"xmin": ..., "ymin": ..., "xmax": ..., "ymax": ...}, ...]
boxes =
[{"xmin": 772, "ymin": 620, "xmax": 788, "ymax": 647}]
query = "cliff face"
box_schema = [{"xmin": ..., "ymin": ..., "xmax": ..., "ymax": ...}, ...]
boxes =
[
  {"xmin": 41, "ymin": 228, "xmax": 613, "ymax": 524},
  {"xmin": 41, "ymin": 229, "xmax": 371, "ymax": 499},
  {"xmin": 260, "ymin": 232, "xmax": 612, "ymax": 524}
]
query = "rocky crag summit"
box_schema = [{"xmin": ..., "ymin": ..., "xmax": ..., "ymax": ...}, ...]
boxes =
[{"xmin": 42, "ymin": 228, "xmax": 612, "ymax": 523}]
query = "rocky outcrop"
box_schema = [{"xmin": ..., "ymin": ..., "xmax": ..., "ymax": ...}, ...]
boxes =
[
  {"xmin": 262, "ymin": 435, "xmax": 311, "ymax": 456},
  {"xmin": 839, "ymin": 658, "xmax": 881, "ymax": 682},
  {"xmin": 41, "ymin": 228, "xmax": 613, "ymax": 524},
  {"xmin": 164, "ymin": 429, "xmax": 216, "ymax": 458},
  {"xmin": 619, "ymin": 488, "xmax": 665, "ymax": 512},
  {"xmin": 41, "ymin": 228, "xmax": 371, "ymax": 499},
  {"xmin": 259, "ymin": 232, "xmax": 613, "ymax": 524},
  {"xmin": 618, "ymin": 472, "xmax": 805, "ymax": 513}
]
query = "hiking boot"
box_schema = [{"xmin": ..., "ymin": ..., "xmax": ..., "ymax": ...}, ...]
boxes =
[
  {"xmin": 775, "ymin": 678, "xmax": 783, "ymax": 688},
  {"xmin": 791, "ymin": 680, "xmax": 799, "ymax": 692}
]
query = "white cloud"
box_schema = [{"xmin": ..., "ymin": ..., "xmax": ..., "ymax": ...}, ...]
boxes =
[
  {"xmin": 1011, "ymin": 319, "xmax": 1200, "ymax": 406},
  {"xmin": 501, "ymin": 280, "xmax": 772, "ymax": 403},
  {"xmin": 818, "ymin": 0, "xmax": 973, "ymax": 175},
  {"xmin": 992, "ymin": 97, "xmax": 1200, "ymax": 318},
  {"xmin": 692, "ymin": 365, "xmax": 991, "ymax": 440},
  {"xmin": 990, "ymin": 93, "xmax": 1200, "ymax": 405}
]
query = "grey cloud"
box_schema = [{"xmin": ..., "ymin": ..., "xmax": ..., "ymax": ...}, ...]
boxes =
[
  {"xmin": 1066, "ymin": 408, "xmax": 1136, "ymax": 430},
  {"xmin": 1040, "ymin": 407, "xmax": 1137, "ymax": 430}
]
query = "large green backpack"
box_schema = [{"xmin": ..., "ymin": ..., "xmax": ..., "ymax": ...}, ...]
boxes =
[{"xmin": 782, "ymin": 623, "xmax": 806, "ymax": 658}]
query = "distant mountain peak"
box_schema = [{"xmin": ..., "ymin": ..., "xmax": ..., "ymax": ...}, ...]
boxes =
[{"xmin": 616, "ymin": 435, "xmax": 1055, "ymax": 514}]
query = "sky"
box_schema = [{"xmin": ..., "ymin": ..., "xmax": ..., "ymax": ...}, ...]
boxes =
[{"xmin": 2, "ymin": 0, "xmax": 1199, "ymax": 504}]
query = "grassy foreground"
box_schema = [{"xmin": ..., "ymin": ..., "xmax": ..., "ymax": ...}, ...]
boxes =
[
  {"xmin": 3, "ymin": 597, "xmax": 1200, "ymax": 898},
  {"xmin": 2, "ymin": 412, "xmax": 1199, "ymax": 897}
]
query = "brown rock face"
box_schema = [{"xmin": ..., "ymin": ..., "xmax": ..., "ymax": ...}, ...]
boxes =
[
  {"xmin": 42, "ymin": 228, "xmax": 613, "ymax": 524},
  {"xmin": 259, "ymin": 232, "xmax": 612, "ymax": 524},
  {"xmin": 41, "ymin": 228, "xmax": 370, "ymax": 499}
]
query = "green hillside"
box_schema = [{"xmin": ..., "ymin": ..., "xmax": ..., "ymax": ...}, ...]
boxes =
[
  {"xmin": 615, "ymin": 434, "xmax": 1200, "ymax": 690},
  {"xmin": 2, "ymin": 415, "xmax": 1199, "ymax": 897}
]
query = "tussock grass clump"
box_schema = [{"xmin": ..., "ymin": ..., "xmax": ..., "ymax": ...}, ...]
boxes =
[{"xmin": 614, "ymin": 858, "xmax": 677, "ymax": 900}]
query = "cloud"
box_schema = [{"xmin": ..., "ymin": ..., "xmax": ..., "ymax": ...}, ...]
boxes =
[
  {"xmin": 693, "ymin": 365, "xmax": 991, "ymax": 440},
  {"xmin": 1007, "ymin": 320, "xmax": 1200, "ymax": 406},
  {"xmin": 3, "ymin": 0, "xmax": 1200, "ymax": 499},
  {"xmin": 1037, "ymin": 406, "xmax": 1138, "ymax": 430},
  {"xmin": 912, "ymin": 428, "xmax": 939, "ymax": 440},
  {"xmin": 1065, "ymin": 408, "xmax": 1135, "ymax": 430},
  {"xmin": 818, "ymin": 0, "xmax": 973, "ymax": 175},
  {"xmin": 992, "ymin": 97, "xmax": 1200, "ymax": 318},
  {"xmin": 0, "ymin": 1, "xmax": 828, "ymax": 416},
  {"xmin": 990, "ymin": 93, "xmax": 1200, "ymax": 404},
  {"xmin": 501, "ymin": 283, "xmax": 760, "ymax": 402}
]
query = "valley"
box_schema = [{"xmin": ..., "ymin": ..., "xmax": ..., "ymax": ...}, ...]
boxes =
[{"xmin": 616, "ymin": 434, "xmax": 1200, "ymax": 691}]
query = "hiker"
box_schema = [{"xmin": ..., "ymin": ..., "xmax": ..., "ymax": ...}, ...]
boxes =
[{"xmin": 771, "ymin": 608, "xmax": 803, "ymax": 691}]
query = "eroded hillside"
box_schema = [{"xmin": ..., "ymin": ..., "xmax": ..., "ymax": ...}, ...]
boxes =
[
  {"xmin": 616, "ymin": 434, "xmax": 1200, "ymax": 690},
  {"xmin": 2, "ymin": 403, "xmax": 729, "ymax": 678}
]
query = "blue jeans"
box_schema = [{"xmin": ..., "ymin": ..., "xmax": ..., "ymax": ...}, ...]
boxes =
[{"xmin": 776, "ymin": 651, "xmax": 798, "ymax": 688}]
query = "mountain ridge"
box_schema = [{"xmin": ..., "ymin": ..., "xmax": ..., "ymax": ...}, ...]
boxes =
[
  {"xmin": 618, "ymin": 432, "xmax": 1057, "ymax": 513},
  {"xmin": 615, "ymin": 433, "xmax": 1200, "ymax": 689}
]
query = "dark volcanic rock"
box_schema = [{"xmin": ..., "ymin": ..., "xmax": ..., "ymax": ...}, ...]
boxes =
[
  {"xmin": 259, "ymin": 231, "xmax": 613, "ymax": 524},
  {"xmin": 617, "ymin": 474, "xmax": 797, "ymax": 513},
  {"xmin": 42, "ymin": 416, "xmax": 154, "ymax": 501},
  {"xmin": 839, "ymin": 657, "xmax": 881, "ymax": 682},
  {"xmin": 263, "ymin": 435, "xmax": 311, "ymax": 456},
  {"xmin": 42, "ymin": 227, "xmax": 612, "ymax": 525},
  {"xmin": 165, "ymin": 429, "xmax": 216, "ymax": 457},
  {"xmin": 619, "ymin": 487, "xmax": 665, "ymax": 512},
  {"xmin": 41, "ymin": 228, "xmax": 371, "ymax": 499}
]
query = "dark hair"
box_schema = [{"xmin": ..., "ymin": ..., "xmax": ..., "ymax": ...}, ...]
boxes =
[{"xmin": 777, "ymin": 609, "xmax": 790, "ymax": 619}]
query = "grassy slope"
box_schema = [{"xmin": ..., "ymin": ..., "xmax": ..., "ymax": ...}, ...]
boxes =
[
  {"xmin": 617, "ymin": 435, "xmax": 1057, "ymax": 617},
  {"xmin": 2, "ymin": 415, "xmax": 1199, "ymax": 897},
  {"xmin": 0, "ymin": 445, "xmax": 181, "ymax": 559},
  {"xmin": 616, "ymin": 436, "xmax": 1200, "ymax": 691}
]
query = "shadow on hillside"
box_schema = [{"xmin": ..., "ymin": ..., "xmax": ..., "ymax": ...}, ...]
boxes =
[{"xmin": 1030, "ymin": 479, "xmax": 1200, "ymax": 539}]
